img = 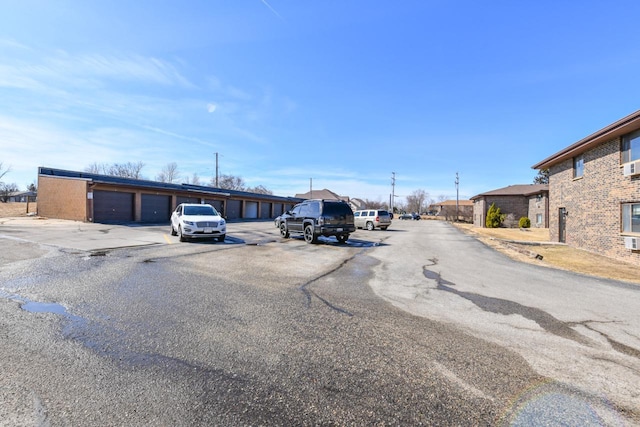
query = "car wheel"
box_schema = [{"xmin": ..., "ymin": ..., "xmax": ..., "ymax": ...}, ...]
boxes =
[
  {"xmin": 366, "ymin": 221, "xmax": 374, "ymax": 231},
  {"xmin": 336, "ymin": 234, "xmax": 348, "ymax": 244},
  {"xmin": 280, "ymin": 222, "xmax": 290, "ymax": 238},
  {"xmin": 217, "ymin": 234, "xmax": 225, "ymax": 242},
  {"xmin": 170, "ymin": 223, "xmax": 177, "ymax": 236},
  {"xmin": 178, "ymin": 226, "xmax": 186, "ymax": 242},
  {"xmin": 380, "ymin": 226, "xmax": 388, "ymax": 230},
  {"xmin": 303, "ymin": 225, "xmax": 317, "ymax": 244}
]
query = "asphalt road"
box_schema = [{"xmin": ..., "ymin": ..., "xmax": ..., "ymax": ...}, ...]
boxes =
[{"xmin": 0, "ymin": 219, "xmax": 638, "ymax": 425}]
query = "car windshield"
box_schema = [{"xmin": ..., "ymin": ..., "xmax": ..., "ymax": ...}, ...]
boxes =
[{"xmin": 184, "ymin": 205, "xmax": 218, "ymax": 216}]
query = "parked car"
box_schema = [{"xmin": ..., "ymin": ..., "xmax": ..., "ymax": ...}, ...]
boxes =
[
  {"xmin": 274, "ymin": 211, "xmax": 292, "ymax": 228},
  {"xmin": 354, "ymin": 209, "xmax": 392, "ymax": 230},
  {"xmin": 280, "ymin": 199, "xmax": 355, "ymax": 243},
  {"xmin": 399, "ymin": 212, "xmax": 421, "ymax": 220},
  {"xmin": 170, "ymin": 203, "xmax": 226, "ymax": 242}
]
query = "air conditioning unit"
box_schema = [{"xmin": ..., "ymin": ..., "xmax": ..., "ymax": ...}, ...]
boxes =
[
  {"xmin": 624, "ymin": 236, "xmax": 639, "ymax": 250},
  {"xmin": 623, "ymin": 160, "xmax": 640, "ymax": 176}
]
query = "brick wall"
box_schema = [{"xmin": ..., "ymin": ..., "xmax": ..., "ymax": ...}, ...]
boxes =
[
  {"xmin": 549, "ymin": 137, "xmax": 640, "ymax": 265},
  {"xmin": 37, "ymin": 175, "xmax": 89, "ymax": 221},
  {"xmin": 528, "ymin": 194, "xmax": 548, "ymax": 228}
]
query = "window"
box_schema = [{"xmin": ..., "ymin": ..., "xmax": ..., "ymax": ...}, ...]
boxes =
[
  {"xmin": 622, "ymin": 203, "xmax": 640, "ymax": 233},
  {"xmin": 622, "ymin": 129, "xmax": 640, "ymax": 163},
  {"xmin": 573, "ymin": 154, "xmax": 584, "ymax": 178},
  {"xmin": 536, "ymin": 214, "xmax": 543, "ymax": 225}
]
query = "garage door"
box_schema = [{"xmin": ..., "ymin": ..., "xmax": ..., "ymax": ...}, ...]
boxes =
[
  {"xmin": 93, "ymin": 190, "xmax": 134, "ymax": 223},
  {"xmin": 203, "ymin": 199, "xmax": 224, "ymax": 214},
  {"xmin": 260, "ymin": 202, "xmax": 272, "ymax": 219},
  {"xmin": 245, "ymin": 202, "xmax": 258, "ymax": 219},
  {"xmin": 226, "ymin": 200, "xmax": 242, "ymax": 219},
  {"xmin": 141, "ymin": 194, "xmax": 171, "ymax": 223}
]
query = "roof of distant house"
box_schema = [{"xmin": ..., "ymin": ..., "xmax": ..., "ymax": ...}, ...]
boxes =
[
  {"xmin": 470, "ymin": 184, "xmax": 548, "ymax": 200},
  {"xmin": 294, "ymin": 188, "xmax": 348, "ymax": 201},
  {"xmin": 533, "ymin": 109, "xmax": 640, "ymax": 170}
]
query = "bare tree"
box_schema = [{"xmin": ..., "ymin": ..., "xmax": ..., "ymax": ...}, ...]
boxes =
[
  {"xmin": 108, "ymin": 162, "xmax": 145, "ymax": 179},
  {"xmin": 405, "ymin": 189, "xmax": 429, "ymax": 214},
  {"xmin": 185, "ymin": 173, "xmax": 201, "ymax": 186},
  {"xmin": 247, "ymin": 185, "xmax": 273, "ymax": 195},
  {"xmin": 156, "ymin": 162, "xmax": 180, "ymax": 183},
  {"xmin": 0, "ymin": 182, "xmax": 19, "ymax": 202},
  {"xmin": 85, "ymin": 162, "xmax": 109, "ymax": 175},
  {"xmin": 86, "ymin": 162, "xmax": 145, "ymax": 179},
  {"xmin": 362, "ymin": 198, "xmax": 388, "ymax": 209},
  {"xmin": 213, "ymin": 174, "xmax": 246, "ymax": 191}
]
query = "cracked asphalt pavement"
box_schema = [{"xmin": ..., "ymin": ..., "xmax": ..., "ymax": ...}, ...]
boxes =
[{"xmin": 0, "ymin": 219, "xmax": 638, "ymax": 425}]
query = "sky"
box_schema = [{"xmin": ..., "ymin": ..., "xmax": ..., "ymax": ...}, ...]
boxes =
[{"xmin": 2, "ymin": 1, "xmax": 640, "ymax": 205}]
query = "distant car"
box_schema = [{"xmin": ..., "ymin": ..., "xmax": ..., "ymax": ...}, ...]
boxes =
[
  {"xmin": 274, "ymin": 211, "xmax": 292, "ymax": 228},
  {"xmin": 354, "ymin": 209, "xmax": 392, "ymax": 230},
  {"xmin": 280, "ymin": 199, "xmax": 355, "ymax": 244},
  {"xmin": 399, "ymin": 212, "xmax": 421, "ymax": 220},
  {"xmin": 170, "ymin": 203, "xmax": 226, "ymax": 242}
]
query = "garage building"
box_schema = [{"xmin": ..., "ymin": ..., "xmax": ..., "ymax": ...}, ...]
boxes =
[{"xmin": 37, "ymin": 167, "xmax": 301, "ymax": 223}]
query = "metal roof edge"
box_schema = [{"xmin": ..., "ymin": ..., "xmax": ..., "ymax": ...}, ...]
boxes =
[{"xmin": 532, "ymin": 109, "xmax": 640, "ymax": 170}]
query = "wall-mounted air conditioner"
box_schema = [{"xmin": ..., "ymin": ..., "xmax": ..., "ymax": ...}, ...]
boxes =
[
  {"xmin": 623, "ymin": 160, "xmax": 640, "ymax": 176},
  {"xmin": 624, "ymin": 236, "xmax": 639, "ymax": 250}
]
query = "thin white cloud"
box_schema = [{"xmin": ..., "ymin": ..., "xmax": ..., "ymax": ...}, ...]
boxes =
[{"xmin": 260, "ymin": 0, "xmax": 284, "ymax": 20}]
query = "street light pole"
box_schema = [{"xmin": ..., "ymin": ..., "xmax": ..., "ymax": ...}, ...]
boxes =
[
  {"xmin": 391, "ymin": 172, "xmax": 396, "ymax": 213},
  {"xmin": 455, "ymin": 172, "xmax": 459, "ymax": 222}
]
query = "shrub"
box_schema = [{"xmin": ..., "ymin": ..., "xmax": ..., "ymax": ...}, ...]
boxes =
[
  {"xmin": 519, "ymin": 217, "xmax": 531, "ymax": 228},
  {"xmin": 485, "ymin": 203, "xmax": 505, "ymax": 228}
]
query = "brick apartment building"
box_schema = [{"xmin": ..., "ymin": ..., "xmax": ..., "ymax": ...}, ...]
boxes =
[
  {"xmin": 471, "ymin": 184, "xmax": 549, "ymax": 228},
  {"xmin": 533, "ymin": 109, "xmax": 640, "ymax": 266},
  {"xmin": 37, "ymin": 167, "xmax": 302, "ymax": 223}
]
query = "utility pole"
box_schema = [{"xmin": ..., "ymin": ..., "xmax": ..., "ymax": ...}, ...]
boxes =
[
  {"xmin": 215, "ymin": 152, "xmax": 219, "ymax": 187},
  {"xmin": 455, "ymin": 172, "xmax": 459, "ymax": 222},
  {"xmin": 391, "ymin": 172, "xmax": 396, "ymax": 213}
]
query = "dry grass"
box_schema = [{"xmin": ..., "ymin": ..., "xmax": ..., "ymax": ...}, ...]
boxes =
[
  {"xmin": 0, "ymin": 202, "xmax": 37, "ymax": 217},
  {"xmin": 453, "ymin": 223, "xmax": 639, "ymax": 285}
]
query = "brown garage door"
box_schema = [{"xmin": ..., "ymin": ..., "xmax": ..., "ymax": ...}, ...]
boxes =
[
  {"xmin": 141, "ymin": 194, "xmax": 171, "ymax": 223},
  {"xmin": 93, "ymin": 190, "xmax": 134, "ymax": 223}
]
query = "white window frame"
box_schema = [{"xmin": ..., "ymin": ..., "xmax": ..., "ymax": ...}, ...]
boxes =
[{"xmin": 621, "ymin": 203, "xmax": 640, "ymax": 234}]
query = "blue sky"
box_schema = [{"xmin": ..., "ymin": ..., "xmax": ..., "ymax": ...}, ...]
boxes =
[{"xmin": 2, "ymin": 1, "xmax": 640, "ymax": 205}]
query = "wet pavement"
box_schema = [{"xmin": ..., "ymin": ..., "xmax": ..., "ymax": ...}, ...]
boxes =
[{"xmin": 0, "ymin": 218, "xmax": 638, "ymax": 425}]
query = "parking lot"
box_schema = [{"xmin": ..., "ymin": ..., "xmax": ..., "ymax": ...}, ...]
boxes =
[{"xmin": 1, "ymin": 217, "xmax": 639, "ymax": 425}]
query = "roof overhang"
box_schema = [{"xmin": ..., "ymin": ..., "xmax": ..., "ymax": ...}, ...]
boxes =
[{"xmin": 532, "ymin": 109, "xmax": 640, "ymax": 170}]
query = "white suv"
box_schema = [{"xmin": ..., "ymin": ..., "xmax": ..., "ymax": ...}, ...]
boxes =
[
  {"xmin": 170, "ymin": 203, "xmax": 226, "ymax": 242},
  {"xmin": 354, "ymin": 209, "xmax": 392, "ymax": 230}
]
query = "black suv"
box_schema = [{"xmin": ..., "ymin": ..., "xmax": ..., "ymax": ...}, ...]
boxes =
[{"xmin": 280, "ymin": 199, "xmax": 355, "ymax": 244}]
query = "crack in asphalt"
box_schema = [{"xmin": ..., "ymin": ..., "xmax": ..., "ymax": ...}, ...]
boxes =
[
  {"xmin": 422, "ymin": 259, "xmax": 640, "ymax": 360},
  {"xmin": 298, "ymin": 249, "xmax": 372, "ymax": 317}
]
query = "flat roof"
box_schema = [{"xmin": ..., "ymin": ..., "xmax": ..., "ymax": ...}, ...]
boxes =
[{"xmin": 38, "ymin": 167, "xmax": 303, "ymax": 203}]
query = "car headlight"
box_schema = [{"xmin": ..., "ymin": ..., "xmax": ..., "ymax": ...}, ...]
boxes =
[
  {"xmin": 184, "ymin": 221, "xmax": 196, "ymax": 226},
  {"xmin": 220, "ymin": 219, "xmax": 226, "ymax": 226}
]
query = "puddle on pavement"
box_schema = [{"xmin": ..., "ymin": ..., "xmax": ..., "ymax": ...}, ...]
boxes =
[{"xmin": 0, "ymin": 289, "xmax": 80, "ymax": 321}]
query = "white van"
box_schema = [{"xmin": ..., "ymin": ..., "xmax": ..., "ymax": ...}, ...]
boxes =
[{"xmin": 354, "ymin": 209, "xmax": 392, "ymax": 231}]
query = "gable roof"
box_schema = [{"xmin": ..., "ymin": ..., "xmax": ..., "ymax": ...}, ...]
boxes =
[
  {"xmin": 470, "ymin": 184, "xmax": 548, "ymax": 200},
  {"xmin": 294, "ymin": 188, "xmax": 346, "ymax": 201},
  {"xmin": 532, "ymin": 109, "xmax": 640, "ymax": 170}
]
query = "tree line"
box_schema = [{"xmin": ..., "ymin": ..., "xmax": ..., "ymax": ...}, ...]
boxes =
[{"xmin": 84, "ymin": 161, "xmax": 273, "ymax": 194}]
